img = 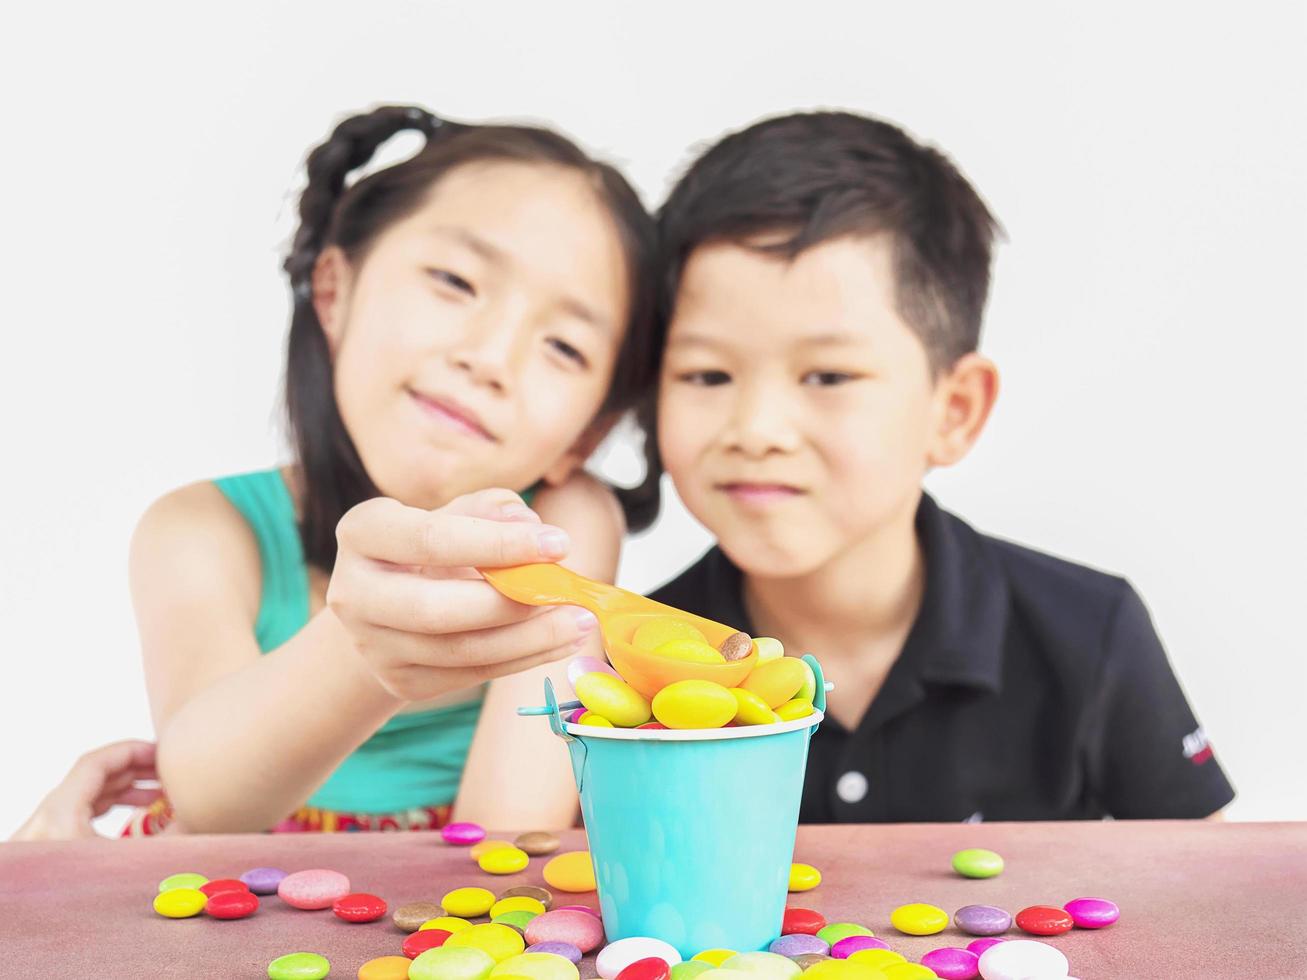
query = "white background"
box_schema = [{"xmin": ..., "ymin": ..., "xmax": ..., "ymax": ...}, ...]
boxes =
[{"xmin": 2, "ymin": 1, "xmax": 1303, "ymax": 837}]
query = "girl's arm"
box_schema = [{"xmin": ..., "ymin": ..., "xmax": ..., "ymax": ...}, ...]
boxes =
[
  {"xmin": 137, "ymin": 483, "xmax": 592, "ymax": 833},
  {"xmin": 452, "ymin": 473, "xmax": 625, "ymax": 830}
]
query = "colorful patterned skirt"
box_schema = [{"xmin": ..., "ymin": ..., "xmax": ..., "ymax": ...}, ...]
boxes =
[{"xmin": 121, "ymin": 796, "xmax": 453, "ymax": 836}]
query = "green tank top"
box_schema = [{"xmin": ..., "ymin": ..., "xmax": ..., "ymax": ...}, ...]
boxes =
[{"xmin": 212, "ymin": 468, "xmax": 522, "ymax": 814}]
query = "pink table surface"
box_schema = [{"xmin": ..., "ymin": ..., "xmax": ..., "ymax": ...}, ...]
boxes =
[{"xmin": 2, "ymin": 821, "xmax": 1304, "ymax": 978}]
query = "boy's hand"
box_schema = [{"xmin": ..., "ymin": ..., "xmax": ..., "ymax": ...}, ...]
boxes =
[{"xmin": 10, "ymin": 740, "xmax": 162, "ymax": 841}]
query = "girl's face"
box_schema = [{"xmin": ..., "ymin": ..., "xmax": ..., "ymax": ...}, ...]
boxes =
[{"xmin": 314, "ymin": 162, "xmax": 630, "ymax": 508}]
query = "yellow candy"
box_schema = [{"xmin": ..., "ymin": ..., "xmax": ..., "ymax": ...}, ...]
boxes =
[
  {"xmin": 697, "ymin": 972, "xmax": 754, "ymax": 980},
  {"xmin": 490, "ymin": 896, "xmax": 547, "ymax": 918},
  {"xmin": 578, "ymin": 712, "xmax": 614, "ymax": 728},
  {"xmin": 152, "ymin": 887, "xmax": 207, "ymax": 918},
  {"xmin": 472, "ymin": 839, "xmax": 515, "ymax": 860},
  {"xmin": 633, "ymin": 618, "xmax": 708, "ymax": 651},
  {"xmin": 480, "ymin": 847, "xmax": 530, "ymax": 875},
  {"xmin": 653, "ymin": 679, "xmax": 737, "ymax": 729},
  {"xmin": 776, "ymin": 698, "xmax": 814, "ymax": 722},
  {"xmin": 798, "ymin": 961, "xmax": 888, "ymax": 979},
  {"xmin": 788, "ymin": 863, "xmax": 822, "ymax": 892},
  {"xmin": 446, "ymin": 922, "xmax": 527, "ymax": 962},
  {"xmin": 490, "ymin": 952, "xmax": 581, "ymax": 980},
  {"xmin": 693, "ymin": 950, "xmax": 738, "ymax": 966},
  {"xmin": 575, "ymin": 673, "xmax": 651, "ymax": 727},
  {"xmin": 889, "ymin": 903, "xmax": 948, "ymax": 936},
  {"xmin": 442, "ymin": 886, "xmax": 497, "ymax": 917},
  {"xmin": 742, "ymin": 657, "xmax": 807, "ymax": 708},
  {"xmin": 358, "ymin": 955, "xmax": 413, "ymax": 980},
  {"xmin": 882, "ymin": 965, "xmax": 937, "ymax": 980},
  {"xmin": 754, "ymin": 637, "xmax": 785, "ymax": 662},
  {"xmin": 542, "ymin": 851, "xmax": 596, "ymax": 892},
  {"xmin": 729, "ymin": 688, "xmax": 775, "ymax": 726},
  {"xmin": 653, "ymin": 639, "xmax": 728, "ymax": 665},
  {"xmin": 422, "ymin": 915, "xmax": 472, "ymax": 932},
  {"xmin": 848, "ymin": 950, "xmax": 906, "ymax": 969}
]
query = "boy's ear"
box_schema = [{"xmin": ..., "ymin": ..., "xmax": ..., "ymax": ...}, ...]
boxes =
[
  {"xmin": 926, "ymin": 353, "xmax": 1000, "ymax": 468},
  {"xmin": 541, "ymin": 413, "xmax": 623, "ymax": 487},
  {"xmin": 311, "ymin": 246, "xmax": 352, "ymax": 354}
]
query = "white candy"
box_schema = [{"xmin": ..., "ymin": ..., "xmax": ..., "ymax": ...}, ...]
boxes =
[
  {"xmin": 978, "ymin": 939, "xmax": 1069, "ymax": 980},
  {"xmin": 721, "ymin": 952, "xmax": 801, "ymax": 979},
  {"xmin": 595, "ymin": 937, "xmax": 683, "ymax": 979}
]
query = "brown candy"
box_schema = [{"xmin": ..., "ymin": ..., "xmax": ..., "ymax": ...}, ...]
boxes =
[
  {"xmin": 718, "ymin": 630, "xmax": 754, "ymax": 662},
  {"xmin": 514, "ymin": 831, "xmax": 562, "ymax": 857},
  {"xmin": 392, "ymin": 900, "xmax": 443, "ymax": 931},
  {"xmin": 498, "ymin": 884, "xmax": 554, "ymax": 910},
  {"xmin": 792, "ymin": 953, "xmax": 831, "ymax": 969}
]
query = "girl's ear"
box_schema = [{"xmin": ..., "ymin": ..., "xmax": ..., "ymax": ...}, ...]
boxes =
[
  {"xmin": 311, "ymin": 246, "xmax": 352, "ymax": 354},
  {"xmin": 541, "ymin": 414, "xmax": 622, "ymax": 487},
  {"xmin": 926, "ymin": 352, "xmax": 1000, "ymax": 468}
]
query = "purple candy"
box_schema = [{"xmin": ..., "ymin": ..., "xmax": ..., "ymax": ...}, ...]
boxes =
[
  {"xmin": 1064, "ymin": 896, "xmax": 1120, "ymax": 929},
  {"xmin": 831, "ymin": 936, "xmax": 891, "ymax": 958},
  {"xmin": 527, "ymin": 941, "xmax": 584, "ymax": 964},
  {"xmin": 238, "ymin": 867, "xmax": 287, "ymax": 895},
  {"xmin": 770, "ymin": 934, "xmax": 830, "ymax": 958},
  {"xmin": 966, "ymin": 937, "xmax": 1007, "ymax": 957},
  {"xmin": 921, "ymin": 947, "xmax": 980, "ymax": 980},
  {"xmin": 953, "ymin": 904, "xmax": 1012, "ymax": 936},
  {"xmin": 441, "ymin": 821, "xmax": 486, "ymax": 846}
]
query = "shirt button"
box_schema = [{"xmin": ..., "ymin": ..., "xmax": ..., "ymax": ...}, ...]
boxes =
[{"xmin": 836, "ymin": 771, "xmax": 868, "ymax": 804}]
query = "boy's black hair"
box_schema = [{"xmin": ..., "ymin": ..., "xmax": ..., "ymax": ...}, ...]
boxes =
[{"xmin": 282, "ymin": 105, "xmax": 660, "ymax": 570}]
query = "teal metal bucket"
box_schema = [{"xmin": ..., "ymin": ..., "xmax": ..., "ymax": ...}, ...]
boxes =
[{"xmin": 521, "ymin": 656, "xmax": 826, "ymax": 957}]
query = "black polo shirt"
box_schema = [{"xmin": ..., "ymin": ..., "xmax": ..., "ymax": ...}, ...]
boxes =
[{"xmin": 649, "ymin": 493, "xmax": 1235, "ymax": 823}]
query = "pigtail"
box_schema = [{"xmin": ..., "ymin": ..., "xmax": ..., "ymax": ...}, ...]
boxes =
[{"xmin": 613, "ymin": 395, "xmax": 664, "ymax": 534}]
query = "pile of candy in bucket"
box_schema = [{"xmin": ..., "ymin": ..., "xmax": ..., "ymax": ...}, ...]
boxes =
[
  {"xmin": 565, "ymin": 619, "xmax": 818, "ymax": 730},
  {"xmin": 151, "ymin": 823, "xmax": 1116, "ymax": 980}
]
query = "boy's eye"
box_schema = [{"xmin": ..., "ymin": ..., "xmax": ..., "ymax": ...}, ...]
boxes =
[
  {"xmin": 425, "ymin": 268, "xmax": 476, "ymax": 296},
  {"xmin": 802, "ymin": 370, "xmax": 859, "ymax": 387},
  {"xmin": 547, "ymin": 337, "xmax": 589, "ymax": 368},
  {"xmin": 675, "ymin": 370, "xmax": 732, "ymax": 387}
]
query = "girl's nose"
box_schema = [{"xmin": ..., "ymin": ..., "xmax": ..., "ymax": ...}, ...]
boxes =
[{"xmin": 447, "ymin": 308, "xmax": 526, "ymax": 394}]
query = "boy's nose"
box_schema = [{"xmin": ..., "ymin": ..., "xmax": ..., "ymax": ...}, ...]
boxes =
[{"xmin": 725, "ymin": 383, "xmax": 802, "ymax": 458}]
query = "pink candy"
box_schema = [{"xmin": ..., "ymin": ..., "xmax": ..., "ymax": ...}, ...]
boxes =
[
  {"xmin": 966, "ymin": 937, "xmax": 1006, "ymax": 957},
  {"xmin": 921, "ymin": 947, "xmax": 980, "ymax": 979},
  {"xmin": 831, "ymin": 936, "xmax": 891, "ymax": 958},
  {"xmin": 524, "ymin": 909, "xmax": 606, "ymax": 953},
  {"xmin": 276, "ymin": 869, "xmax": 350, "ymax": 910},
  {"xmin": 1064, "ymin": 896, "xmax": 1120, "ymax": 929},
  {"xmin": 441, "ymin": 822, "xmax": 486, "ymax": 846}
]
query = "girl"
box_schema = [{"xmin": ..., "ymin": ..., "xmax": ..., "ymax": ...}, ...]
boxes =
[{"xmin": 129, "ymin": 104, "xmax": 660, "ymax": 834}]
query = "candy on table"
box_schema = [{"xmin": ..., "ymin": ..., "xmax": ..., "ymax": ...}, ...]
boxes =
[
  {"xmin": 632, "ymin": 618, "xmax": 708, "ymax": 651},
  {"xmin": 952, "ymin": 905, "xmax": 1011, "ymax": 936},
  {"xmin": 394, "ymin": 900, "xmax": 445, "ymax": 931},
  {"xmin": 199, "ymin": 877, "xmax": 249, "ymax": 897},
  {"xmin": 776, "ymin": 698, "xmax": 815, "ymax": 722},
  {"xmin": 426, "ymin": 915, "xmax": 474, "ymax": 932},
  {"xmin": 409, "ymin": 945, "xmax": 499, "ymax": 980},
  {"xmin": 576, "ymin": 672, "xmax": 653, "ymax": 727},
  {"xmin": 880, "ymin": 964, "xmax": 938, "ymax": 980},
  {"xmin": 1062, "ymin": 896, "xmax": 1119, "ymax": 929},
  {"xmin": 495, "ymin": 909, "xmax": 541, "ymax": 932},
  {"xmin": 791, "ymin": 953, "xmax": 833, "ymax": 970},
  {"xmin": 493, "ymin": 896, "xmax": 549, "ymax": 918},
  {"xmin": 920, "ymin": 947, "xmax": 980, "ymax": 980},
  {"xmin": 332, "ymin": 892, "xmax": 387, "ymax": 923},
  {"xmin": 817, "ymin": 923, "xmax": 874, "ymax": 946},
  {"xmin": 240, "ymin": 867, "xmax": 288, "ymax": 894},
  {"xmin": 358, "ymin": 954, "xmax": 415, "ymax": 980},
  {"xmin": 480, "ymin": 846, "xmax": 531, "ymax": 875},
  {"xmin": 754, "ymin": 637, "xmax": 785, "ymax": 662},
  {"xmin": 526, "ymin": 941, "xmax": 584, "ymax": 964},
  {"xmin": 277, "ymin": 869, "xmax": 351, "ymax": 910},
  {"xmin": 542, "ymin": 851, "xmax": 597, "ymax": 892},
  {"xmin": 568, "ymin": 655, "xmax": 620, "ymax": 689},
  {"xmin": 788, "ymin": 862, "xmax": 822, "ymax": 892},
  {"xmin": 596, "ymin": 937, "xmax": 683, "ymax": 979},
  {"xmin": 783, "ymin": 907, "xmax": 827, "ymax": 935},
  {"xmin": 718, "ymin": 631, "xmax": 754, "ymax": 661},
  {"xmin": 205, "ymin": 889, "xmax": 259, "ymax": 919},
  {"xmin": 695, "ymin": 972, "xmax": 751, "ymax": 980},
  {"xmin": 404, "ymin": 929, "xmax": 453, "ymax": 958},
  {"xmin": 158, "ymin": 872, "xmax": 208, "ymax": 892},
  {"xmin": 447, "ymin": 922, "xmax": 528, "ymax": 962},
  {"xmin": 490, "ymin": 951, "xmax": 582, "ymax": 980},
  {"xmin": 847, "ymin": 949, "xmax": 907, "ymax": 969},
  {"xmin": 741, "ymin": 657, "xmax": 807, "ymax": 708},
  {"xmin": 652, "ymin": 679, "xmax": 737, "ymax": 729},
  {"xmin": 524, "ymin": 908, "xmax": 606, "ymax": 953},
  {"xmin": 974, "ymin": 939, "xmax": 1068, "ymax": 980},
  {"xmin": 444, "ymin": 821, "xmax": 489, "ymax": 845},
  {"xmin": 579, "ymin": 712, "xmax": 616, "ymax": 728},
  {"xmin": 950, "ymin": 848, "xmax": 1003, "ymax": 879},
  {"xmin": 515, "ymin": 831, "xmax": 562, "ymax": 857},
  {"xmin": 654, "ymin": 638, "xmax": 728, "ymax": 665},
  {"xmin": 794, "ymin": 960, "xmax": 888, "ymax": 979},
  {"xmin": 721, "ymin": 952, "xmax": 802, "ymax": 978},
  {"xmin": 889, "ymin": 903, "xmax": 948, "ymax": 936},
  {"xmin": 830, "ymin": 937, "xmax": 890, "ymax": 958},
  {"xmin": 554, "ymin": 904, "xmax": 601, "ymax": 917},
  {"xmin": 670, "ymin": 963, "xmax": 715, "ymax": 980},
  {"xmin": 769, "ymin": 934, "xmax": 830, "ymax": 957},
  {"xmin": 567, "ymin": 708, "xmax": 588, "ymax": 724},
  {"xmin": 1014, "ymin": 905, "xmax": 1073, "ymax": 937},
  {"xmin": 501, "ymin": 884, "xmax": 554, "ymax": 907},
  {"xmin": 443, "ymin": 886, "xmax": 498, "ymax": 917},
  {"xmin": 692, "ymin": 949, "xmax": 737, "ymax": 966},
  {"xmin": 153, "ymin": 887, "xmax": 207, "ymax": 918},
  {"xmin": 473, "ymin": 839, "xmax": 517, "ymax": 860},
  {"xmin": 729, "ymin": 687, "xmax": 777, "ymax": 725},
  {"xmin": 267, "ymin": 951, "xmax": 331, "ymax": 980},
  {"xmin": 964, "ymin": 938, "xmax": 1005, "ymax": 957},
  {"xmin": 616, "ymin": 958, "xmax": 674, "ymax": 980}
]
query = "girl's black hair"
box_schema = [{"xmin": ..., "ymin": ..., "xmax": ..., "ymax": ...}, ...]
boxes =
[{"xmin": 282, "ymin": 105, "xmax": 662, "ymax": 571}]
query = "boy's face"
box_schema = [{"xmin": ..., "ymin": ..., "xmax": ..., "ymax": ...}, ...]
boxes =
[{"xmin": 659, "ymin": 235, "xmax": 950, "ymax": 578}]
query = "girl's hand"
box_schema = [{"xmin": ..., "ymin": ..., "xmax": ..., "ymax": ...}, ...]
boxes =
[
  {"xmin": 327, "ymin": 488, "xmax": 598, "ymax": 702},
  {"xmin": 11, "ymin": 740, "xmax": 162, "ymax": 841}
]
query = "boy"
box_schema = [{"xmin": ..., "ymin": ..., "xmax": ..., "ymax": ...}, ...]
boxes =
[{"xmin": 650, "ymin": 111, "xmax": 1233, "ymax": 822}]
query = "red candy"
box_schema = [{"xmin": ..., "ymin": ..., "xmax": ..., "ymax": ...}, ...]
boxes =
[
  {"xmin": 783, "ymin": 907, "xmax": 827, "ymax": 936},
  {"xmin": 199, "ymin": 878, "xmax": 250, "ymax": 897},
  {"xmin": 616, "ymin": 958, "xmax": 671, "ymax": 980},
  {"xmin": 636, "ymin": 723, "xmax": 668, "ymax": 730},
  {"xmin": 333, "ymin": 892, "xmax": 388, "ymax": 923},
  {"xmin": 1015, "ymin": 905, "xmax": 1074, "ymax": 936},
  {"xmin": 403, "ymin": 929, "xmax": 451, "ymax": 958},
  {"xmin": 205, "ymin": 890, "xmax": 259, "ymax": 919}
]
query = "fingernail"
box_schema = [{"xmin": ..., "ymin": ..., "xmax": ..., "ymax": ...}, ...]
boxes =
[
  {"xmin": 500, "ymin": 503, "xmax": 540, "ymax": 522},
  {"xmin": 537, "ymin": 528, "xmax": 570, "ymax": 558},
  {"xmin": 573, "ymin": 609, "xmax": 598, "ymax": 633}
]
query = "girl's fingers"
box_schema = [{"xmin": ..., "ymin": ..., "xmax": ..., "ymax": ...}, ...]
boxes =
[
  {"xmin": 387, "ymin": 639, "xmax": 584, "ymax": 699},
  {"xmin": 350, "ymin": 575, "xmax": 544, "ymax": 636},
  {"xmin": 372, "ymin": 604, "xmax": 596, "ymax": 669}
]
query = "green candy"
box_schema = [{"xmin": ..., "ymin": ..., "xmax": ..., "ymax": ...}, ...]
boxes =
[
  {"xmin": 267, "ymin": 952, "xmax": 330, "ymax": 980},
  {"xmin": 951, "ymin": 847, "xmax": 1005, "ymax": 878},
  {"xmin": 670, "ymin": 963, "xmax": 715, "ymax": 980},
  {"xmin": 492, "ymin": 909, "xmax": 539, "ymax": 931},
  {"xmin": 157, "ymin": 872, "xmax": 207, "ymax": 893},
  {"xmin": 410, "ymin": 946, "xmax": 497, "ymax": 980},
  {"xmin": 816, "ymin": 922, "xmax": 875, "ymax": 946}
]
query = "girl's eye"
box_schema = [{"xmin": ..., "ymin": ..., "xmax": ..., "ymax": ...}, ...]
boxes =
[
  {"xmin": 547, "ymin": 337, "xmax": 589, "ymax": 368},
  {"xmin": 802, "ymin": 370, "xmax": 859, "ymax": 387},
  {"xmin": 425, "ymin": 268, "xmax": 476, "ymax": 296},
  {"xmin": 675, "ymin": 370, "xmax": 732, "ymax": 387}
]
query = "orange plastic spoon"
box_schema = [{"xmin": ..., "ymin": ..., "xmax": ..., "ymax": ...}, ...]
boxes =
[{"xmin": 480, "ymin": 563, "xmax": 758, "ymax": 698}]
